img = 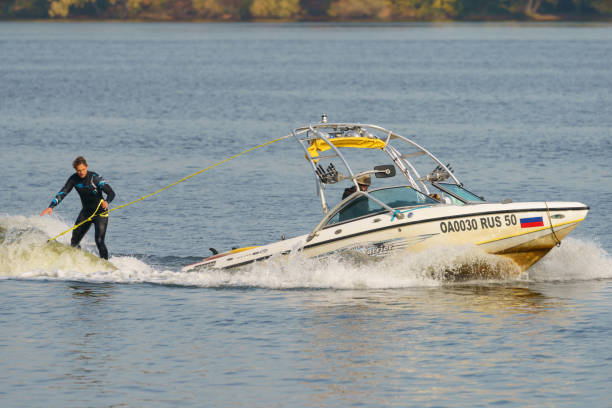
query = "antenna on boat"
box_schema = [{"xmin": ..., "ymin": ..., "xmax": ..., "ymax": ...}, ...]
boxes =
[{"xmin": 321, "ymin": 114, "xmax": 327, "ymax": 123}]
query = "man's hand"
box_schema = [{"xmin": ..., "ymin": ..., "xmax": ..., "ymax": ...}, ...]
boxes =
[
  {"xmin": 40, "ymin": 208, "xmax": 53, "ymax": 216},
  {"xmin": 101, "ymin": 200, "xmax": 108, "ymax": 211}
]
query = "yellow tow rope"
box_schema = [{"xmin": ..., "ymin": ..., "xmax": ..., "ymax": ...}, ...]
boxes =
[
  {"xmin": 47, "ymin": 134, "xmax": 292, "ymax": 242},
  {"xmin": 47, "ymin": 198, "xmax": 107, "ymax": 243}
]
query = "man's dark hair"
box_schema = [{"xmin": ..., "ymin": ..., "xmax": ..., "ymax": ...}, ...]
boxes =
[{"xmin": 73, "ymin": 156, "xmax": 88, "ymax": 169}]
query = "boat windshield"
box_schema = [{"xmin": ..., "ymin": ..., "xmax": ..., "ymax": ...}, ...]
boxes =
[
  {"xmin": 326, "ymin": 186, "xmax": 437, "ymax": 226},
  {"xmin": 435, "ymin": 183, "xmax": 485, "ymax": 203}
]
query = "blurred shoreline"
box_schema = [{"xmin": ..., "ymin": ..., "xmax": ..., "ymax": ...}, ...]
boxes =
[{"xmin": 2, "ymin": 17, "xmax": 612, "ymax": 22}]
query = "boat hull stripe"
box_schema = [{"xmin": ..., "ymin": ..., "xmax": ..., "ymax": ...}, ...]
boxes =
[
  {"xmin": 222, "ymin": 206, "xmax": 588, "ymax": 270},
  {"xmin": 476, "ymin": 219, "xmax": 584, "ymax": 245}
]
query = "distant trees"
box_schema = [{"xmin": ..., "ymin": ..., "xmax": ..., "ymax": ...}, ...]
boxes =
[
  {"xmin": 192, "ymin": 0, "xmax": 225, "ymax": 18},
  {"xmin": 250, "ymin": 0, "xmax": 302, "ymax": 18},
  {"xmin": 391, "ymin": 0, "xmax": 460, "ymax": 19},
  {"xmin": 1, "ymin": 0, "xmax": 611, "ymax": 19},
  {"xmin": 5, "ymin": 0, "xmax": 53, "ymax": 17},
  {"xmin": 327, "ymin": 0, "xmax": 390, "ymax": 19}
]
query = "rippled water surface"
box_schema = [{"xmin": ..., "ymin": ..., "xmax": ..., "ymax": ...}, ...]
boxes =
[{"xmin": 1, "ymin": 22, "xmax": 612, "ymax": 407}]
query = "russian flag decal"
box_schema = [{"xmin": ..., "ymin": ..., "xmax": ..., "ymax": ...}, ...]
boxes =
[{"xmin": 520, "ymin": 216, "xmax": 544, "ymax": 228}]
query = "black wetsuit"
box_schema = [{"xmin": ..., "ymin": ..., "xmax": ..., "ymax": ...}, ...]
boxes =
[{"xmin": 49, "ymin": 171, "xmax": 115, "ymax": 259}]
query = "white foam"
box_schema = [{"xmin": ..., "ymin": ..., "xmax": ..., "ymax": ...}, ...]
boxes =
[
  {"xmin": 2, "ymin": 215, "xmax": 611, "ymax": 288},
  {"xmin": 0, "ymin": 215, "xmax": 114, "ymax": 277},
  {"xmin": 527, "ymin": 237, "xmax": 612, "ymax": 282}
]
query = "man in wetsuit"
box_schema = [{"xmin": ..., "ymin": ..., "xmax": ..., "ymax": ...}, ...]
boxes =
[{"xmin": 41, "ymin": 156, "xmax": 115, "ymax": 259}]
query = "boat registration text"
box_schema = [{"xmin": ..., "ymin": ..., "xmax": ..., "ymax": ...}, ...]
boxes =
[{"xmin": 439, "ymin": 214, "xmax": 518, "ymax": 234}]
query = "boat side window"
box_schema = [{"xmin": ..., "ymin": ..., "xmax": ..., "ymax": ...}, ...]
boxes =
[
  {"xmin": 326, "ymin": 196, "xmax": 384, "ymax": 226},
  {"xmin": 435, "ymin": 183, "xmax": 485, "ymax": 203},
  {"xmin": 444, "ymin": 195, "xmax": 465, "ymax": 206},
  {"xmin": 369, "ymin": 186, "xmax": 438, "ymax": 208},
  {"xmin": 325, "ymin": 186, "xmax": 437, "ymax": 226}
]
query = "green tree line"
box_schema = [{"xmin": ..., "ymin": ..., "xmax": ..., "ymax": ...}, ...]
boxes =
[{"xmin": 1, "ymin": 0, "xmax": 611, "ymax": 20}]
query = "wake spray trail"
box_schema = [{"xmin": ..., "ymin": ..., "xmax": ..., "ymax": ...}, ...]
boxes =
[
  {"xmin": 3, "ymin": 216, "xmax": 611, "ymax": 287},
  {"xmin": 162, "ymin": 240, "xmax": 611, "ymax": 288},
  {"xmin": 527, "ymin": 237, "xmax": 612, "ymax": 282},
  {"xmin": 0, "ymin": 215, "xmax": 115, "ymax": 277}
]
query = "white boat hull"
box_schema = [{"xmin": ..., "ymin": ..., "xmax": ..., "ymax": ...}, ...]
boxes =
[{"xmin": 182, "ymin": 201, "xmax": 588, "ymax": 275}]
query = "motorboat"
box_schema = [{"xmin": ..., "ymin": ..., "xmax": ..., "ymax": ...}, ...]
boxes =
[{"xmin": 183, "ymin": 118, "xmax": 588, "ymax": 275}]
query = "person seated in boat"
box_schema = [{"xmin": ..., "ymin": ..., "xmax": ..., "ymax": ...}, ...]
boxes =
[
  {"xmin": 342, "ymin": 174, "xmax": 371, "ymax": 199},
  {"xmin": 339, "ymin": 175, "xmax": 371, "ymax": 222},
  {"xmin": 429, "ymin": 193, "xmax": 441, "ymax": 201}
]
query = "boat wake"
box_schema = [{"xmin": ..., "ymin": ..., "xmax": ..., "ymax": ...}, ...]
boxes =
[
  {"xmin": 1, "ymin": 215, "xmax": 611, "ymax": 289},
  {"xmin": 0, "ymin": 215, "xmax": 115, "ymax": 277}
]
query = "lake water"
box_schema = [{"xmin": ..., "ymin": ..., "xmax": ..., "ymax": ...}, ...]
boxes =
[{"xmin": 1, "ymin": 22, "xmax": 612, "ymax": 407}]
